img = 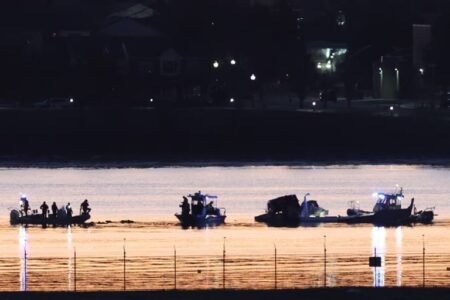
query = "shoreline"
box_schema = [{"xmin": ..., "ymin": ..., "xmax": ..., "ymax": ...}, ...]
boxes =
[
  {"xmin": 1, "ymin": 288, "xmax": 450, "ymax": 300},
  {"xmin": 0, "ymin": 156, "xmax": 449, "ymax": 168}
]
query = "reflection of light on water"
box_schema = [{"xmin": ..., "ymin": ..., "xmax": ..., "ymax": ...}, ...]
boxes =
[
  {"xmin": 19, "ymin": 226, "xmax": 28, "ymax": 291},
  {"xmin": 396, "ymin": 227, "xmax": 402, "ymax": 286},
  {"xmin": 371, "ymin": 227, "xmax": 385, "ymax": 287},
  {"xmin": 67, "ymin": 225, "xmax": 73, "ymax": 291}
]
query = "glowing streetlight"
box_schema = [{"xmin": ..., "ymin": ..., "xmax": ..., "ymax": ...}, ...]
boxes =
[
  {"xmin": 312, "ymin": 101, "xmax": 317, "ymax": 108},
  {"xmin": 150, "ymin": 98, "xmax": 154, "ymax": 103},
  {"xmin": 395, "ymin": 68, "xmax": 400, "ymax": 92},
  {"xmin": 230, "ymin": 59, "xmax": 236, "ymax": 65},
  {"xmin": 250, "ymin": 74, "xmax": 256, "ymax": 81},
  {"xmin": 213, "ymin": 61, "xmax": 219, "ymax": 69},
  {"xmin": 419, "ymin": 68, "xmax": 424, "ymax": 75},
  {"xmin": 390, "ymin": 106, "xmax": 394, "ymax": 111},
  {"xmin": 229, "ymin": 98, "xmax": 235, "ymax": 103},
  {"xmin": 69, "ymin": 98, "xmax": 74, "ymax": 103}
]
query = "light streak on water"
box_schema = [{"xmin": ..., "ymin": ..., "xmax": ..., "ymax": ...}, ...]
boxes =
[
  {"xmin": 371, "ymin": 226, "xmax": 385, "ymax": 287},
  {"xmin": 19, "ymin": 226, "xmax": 28, "ymax": 291},
  {"xmin": 396, "ymin": 227, "xmax": 402, "ymax": 286}
]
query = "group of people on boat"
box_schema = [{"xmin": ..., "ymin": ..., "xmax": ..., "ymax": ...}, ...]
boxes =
[
  {"xmin": 176, "ymin": 191, "xmax": 226, "ymax": 228},
  {"xmin": 20, "ymin": 196, "xmax": 91, "ymax": 220}
]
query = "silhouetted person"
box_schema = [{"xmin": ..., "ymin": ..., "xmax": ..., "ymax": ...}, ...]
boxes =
[
  {"xmin": 197, "ymin": 201, "xmax": 204, "ymax": 215},
  {"xmin": 180, "ymin": 196, "xmax": 190, "ymax": 216},
  {"xmin": 21, "ymin": 196, "xmax": 30, "ymax": 217},
  {"xmin": 40, "ymin": 201, "xmax": 49, "ymax": 220},
  {"xmin": 51, "ymin": 202, "xmax": 58, "ymax": 217},
  {"xmin": 66, "ymin": 202, "xmax": 73, "ymax": 218},
  {"xmin": 206, "ymin": 201, "xmax": 214, "ymax": 214},
  {"xmin": 80, "ymin": 199, "xmax": 91, "ymax": 214}
]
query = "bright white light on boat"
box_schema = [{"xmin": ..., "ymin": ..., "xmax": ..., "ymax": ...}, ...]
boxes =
[
  {"xmin": 229, "ymin": 98, "xmax": 235, "ymax": 103},
  {"xmin": 250, "ymin": 74, "xmax": 256, "ymax": 81},
  {"xmin": 69, "ymin": 98, "xmax": 74, "ymax": 103},
  {"xmin": 213, "ymin": 61, "xmax": 219, "ymax": 68},
  {"xmin": 230, "ymin": 59, "xmax": 236, "ymax": 65},
  {"xmin": 390, "ymin": 106, "xmax": 394, "ymax": 111},
  {"xmin": 312, "ymin": 101, "xmax": 316, "ymax": 107},
  {"xmin": 150, "ymin": 98, "xmax": 154, "ymax": 103}
]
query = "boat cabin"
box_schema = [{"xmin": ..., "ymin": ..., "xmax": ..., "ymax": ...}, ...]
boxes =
[
  {"xmin": 188, "ymin": 191, "xmax": 220, "ymax": 216},
  {"xmin": 373, "ymin": 190, "xmax": 404, "ymax": 212}
]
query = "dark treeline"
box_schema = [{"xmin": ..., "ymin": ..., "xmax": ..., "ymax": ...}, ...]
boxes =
[{"xmin": 0, "ymin": 0, "xmax": 449, "ymax": 107}]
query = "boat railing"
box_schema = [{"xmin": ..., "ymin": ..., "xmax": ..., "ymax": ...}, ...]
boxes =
[{"xmin": 348, "ymin": 200, "xmax": 360, "ymax": 210}]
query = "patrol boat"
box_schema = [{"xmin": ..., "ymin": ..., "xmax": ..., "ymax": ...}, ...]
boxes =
[
  {"xmin": 345, "ymin": 187, "xmax": 434, "ymax": 226},
  {"xmin": 175, "ymin": 191, "xmax": 226, "ymax": 228},
  {"xmin": 9, "ymin": 195, "xmax": 91, "ymax": 226}
]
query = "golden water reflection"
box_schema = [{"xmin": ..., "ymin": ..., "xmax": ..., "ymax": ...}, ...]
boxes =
[{"xmin": 2, "ymin": 221, "xmax": 449, "ymax": 291}]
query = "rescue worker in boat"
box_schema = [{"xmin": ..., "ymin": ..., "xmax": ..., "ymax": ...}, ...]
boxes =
[
  {"xmin": 206, "ymin": 201, "xmax": 215, "ymax": 214},
  {"xmin": 180, "ymin": 196, "xmax": 190, "ymax": 216},
  {"xmin": 51, "ymin": 202, "xmax": 58, "ymax": 218},
  {"xmin": 66, "ymin": 202, "xmax": 73, "ymax": 218},
  {"xmin": 21, "ymin": 196, "xmax": 30, "ymax": 217},
  {"xmin": 197, "ymin": 200, "xmax": 204, "ymax": 215},
  {"xmin": 80, "ymin": 199, "xmax": 91, "ymax": 214},
  {"xmin": 40, "ymin": 201, "xmax": 49, "ymax": 220}
]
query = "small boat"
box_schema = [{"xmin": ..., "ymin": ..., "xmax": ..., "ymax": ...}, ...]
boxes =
[
  {"xmin": 175, "ymin": 191, "xmax": 226, "ymax": 228},
  {"xmin": 255, "ymin": 193, "xmax": 334, "ymax": 227},
  {"xmin": 9, "ymin": 196, "xmax": 91, "ymax": 226},
  {"xmin": 344, "ymin": 187, "xmax": 434, "ymax": 226}
]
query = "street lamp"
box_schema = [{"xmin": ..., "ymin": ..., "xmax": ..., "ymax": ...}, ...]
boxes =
[
  {"xmin": 394, "ymin": 68, "xmax": 400, "ymax": 93},
  {"xmin": 150, "ymin": 98, "xmax": 154, "ymax": 103},
  {"xmin": 69, "ymin": 98, "xmax": 74, "ymax": 103},
  {"xmin": 230, "ymin": 59, "xmax": 236, "ymax": 65},
  {"xmin": 213, "ymin": 61, "xmax": 219, "ymax": 69},
  {"xmin": 379, "ymin": 67, "xmax": 384, "ymax": 97},
  {"xmin": 229, "ymin": 98, "xmax": 235, "ymax": 103},
  {"xmin": 250, "ymin": 74, "xmax": 256, "ymax": 81}
]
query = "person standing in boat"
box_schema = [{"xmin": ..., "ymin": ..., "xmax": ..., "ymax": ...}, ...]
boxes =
[
  {"xmin": 51, "ymin": 202, "xmax": 58, "ymax": 218},
  {"xmin": 40, "ymin": 201, "xmax": 49, "ymax": 220},
  {"xmin": 180, "ymin": 196, "xmax": 190, "ymax": 217},
  {"xmin": 20, "ymin": 196, "xmax": 30, "ymax": 216},
  {"xmin": 66, "ymin": 202, "xmax": 73, "ymax": 218},
  {"xmin": 80, "ymin": 199, "xmax": 91, "ymax": 214}
]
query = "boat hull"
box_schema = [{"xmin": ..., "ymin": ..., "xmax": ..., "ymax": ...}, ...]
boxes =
[
  {"xmin": 175, "ymin": 213, "xmax": 226, "ymax": 228},
  {"xmin": 10, "ymin": 209, "xmax": 90, "ymax": 226},
  {"xmin": 254, "ymin": 213, "xmax": 340, "ymax": 227}
]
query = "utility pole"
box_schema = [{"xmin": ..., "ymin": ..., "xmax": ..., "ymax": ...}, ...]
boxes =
[
  {"xmin": 74, "ymin": 248, "xmax": 77, "ymax": 292},
  {"xmin": 174, "ymin": 246, "xmax": 177, "ymax": 290},
  {"xmin": 223, "ymin": 237, "xmax": 226, "ymax": 289},
  {"xmin": 123, "ymin": 238, "xmax": 126, "ymax": 291},
  {"xmin": 422, "ymin": 234, "xmax": 425, "ymax": 288},
  {"xmin": 274, "ymin": 244, "xmax": 277, "ymax": 289},
  {"xmin": 323, "ymin": 235, "xmax": 327, "ymax": 288}
]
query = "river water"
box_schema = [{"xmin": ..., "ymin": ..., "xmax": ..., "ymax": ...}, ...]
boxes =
[{"xmin": 0, "ymin": 164, "xmax": 449, "ymax": 291}]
